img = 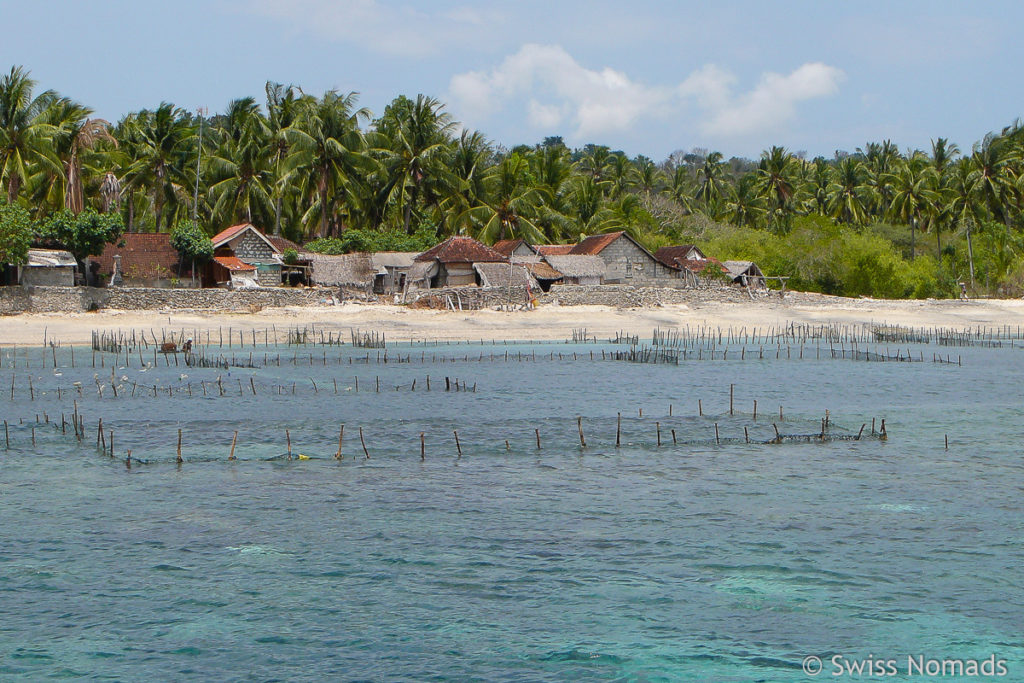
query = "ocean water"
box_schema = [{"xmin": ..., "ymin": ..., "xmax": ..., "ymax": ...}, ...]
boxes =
[{"xmin": 1, "ymin": 337, "xmax": 1022, "ymax": 681}]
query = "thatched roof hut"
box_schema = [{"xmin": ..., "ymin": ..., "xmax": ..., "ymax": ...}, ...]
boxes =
[
  {"xmin": 473, "ymin": 262, "xmax": 539, "ymax": 289},
  {"xmin": 543, "ymin": 254, "xmax": 606, "ymax": 285},
  {"xmin": 308, "ymin": 253, "xmax": 375, "ymax": 287},
  {"xmin": 723, "ymin": 260, "xmax": 766, "ymax": 288}
]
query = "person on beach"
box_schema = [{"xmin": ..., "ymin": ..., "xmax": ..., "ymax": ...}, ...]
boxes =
[{"xmin": 959, "ymin": 282, "xmax": 969, "ymax": 301}]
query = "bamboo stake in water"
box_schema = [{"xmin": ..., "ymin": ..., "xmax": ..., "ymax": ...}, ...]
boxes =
[
  {"xmin": 335, "ymin": 425, "xmax": 344, "ymax": 460},
  {"xmin": 616, "ymin": 412, "xmax": 621, "ymax": 448},
  {"xmin": 577, "ymin": 417, "xmax": 586, "ymax": 448},
  {"xmin": 453, "ymin": 430, "xmax": 462, "ymax": 458},
  {"xmin": 420, "ymin": 432, "xmax": 425, "ymax": 460},
  {"xmin": 177, "ymin": 429, "xmax": 183, "ymax": 464},
  {"xmin": 359, "ymin": 427, "xmax": 369, "ymax": 458},
  {"xmin": 286, "ymin": 429, "xmax": 292, "ymax": 460}
]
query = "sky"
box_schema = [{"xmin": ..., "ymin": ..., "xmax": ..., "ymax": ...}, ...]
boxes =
[{"xmin": 3, "ymin": 0, "xmax": 1022, "ymax": 161}]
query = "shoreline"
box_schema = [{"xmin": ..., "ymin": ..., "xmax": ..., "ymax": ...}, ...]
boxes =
[{"xmin": 3, "ymin": 293, "xmax": 1024, "ymax": 346}]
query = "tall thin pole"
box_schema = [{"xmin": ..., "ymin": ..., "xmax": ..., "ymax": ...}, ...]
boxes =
[{"xmin": 193, "ymin": 107, "xmax": 205, "ymax": 221}]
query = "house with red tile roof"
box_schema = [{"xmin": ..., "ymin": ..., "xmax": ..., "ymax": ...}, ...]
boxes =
[
  {"xmin": 492, "ymin": 239, "xmax": 539, "ymax": 259},
  {"xmin": 568, "ymin": 231, "xmax": 675, "ymax": 284},
  {"xmin": 210, "ymin": 223, "xmax": 284, "ymax": 287},
  {"xmin": 415, "ymin": 236, "xmax": 507, "ymax": 287}
]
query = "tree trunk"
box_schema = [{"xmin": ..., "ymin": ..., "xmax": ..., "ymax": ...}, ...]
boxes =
[
  {"xmin": 966, "ymin": 221, "xmax": 975, "ymax": 286},
  {"xmin": 274, "ymin": 196, "xmax": 282, "ymax": 237}
]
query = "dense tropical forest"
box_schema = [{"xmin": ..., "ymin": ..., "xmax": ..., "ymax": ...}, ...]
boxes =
[{"xmin": 2, "ymin": 64, "xmax": 1024, "ymax": 298}]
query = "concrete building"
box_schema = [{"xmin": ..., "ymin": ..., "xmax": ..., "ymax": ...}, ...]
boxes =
[{"xmin": 19, "ymin": 250, "xmax": 77, "ymax": 286}]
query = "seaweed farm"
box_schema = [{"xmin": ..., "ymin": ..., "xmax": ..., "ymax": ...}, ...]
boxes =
[{"xmin": 2, "ymin": 323, "xmax": 1023, "ymax": 680}]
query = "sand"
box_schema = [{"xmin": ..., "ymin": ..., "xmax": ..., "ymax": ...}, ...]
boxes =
[{"xmin": 4, "ymin": 293, "xmax": 1024, "ymax": 346}]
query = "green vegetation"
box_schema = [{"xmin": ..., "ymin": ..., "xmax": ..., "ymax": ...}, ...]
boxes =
[
  {"xmin": 38, "ymin": 208, "xmax": 123, "ymax": 267},
  {"xmin": 170, "ymin": 219, "xmax": 213, "ymax": 266},
  {"xmin": 0, "ymin": 201, "xmax": 33, "ymax": 265},
  {"xmin": 3, "ymin": 63, "xmax": 1024, "ymax": 297}
]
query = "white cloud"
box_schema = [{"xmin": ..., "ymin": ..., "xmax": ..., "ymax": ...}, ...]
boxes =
[
  {"xmin": 239, "ymin": 0, "xmax": 503, "ymax": 57},
  {"xmin": 697, "ymin": 62, "xmax": 846, "ymax": 137},
  {"xmin": 448, "ymin": 45, "xmax": 845, "ymax": 141}
]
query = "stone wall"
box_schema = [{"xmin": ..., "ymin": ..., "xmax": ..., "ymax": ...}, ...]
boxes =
[
  {"xmin": 538, "ymin": 284, "xmax": 751, "ymax": 307},
  {"xmin": 0, "ymin": 286, "xmax": 332, "ymax": 314},
  {"xmin": 597, "ymin": 237, "xmax": 674, "ymax": 285}
]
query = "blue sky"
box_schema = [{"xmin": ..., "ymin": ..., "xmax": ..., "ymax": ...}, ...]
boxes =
[{"xmin": 3, "ymin": 0, "xmax": 1021, "ymax": 160}]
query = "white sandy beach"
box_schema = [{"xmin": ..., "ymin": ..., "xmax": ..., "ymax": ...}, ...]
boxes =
[{"xmin": 3, "ymin": 293, "xmax": 1024, "ymax": 346}]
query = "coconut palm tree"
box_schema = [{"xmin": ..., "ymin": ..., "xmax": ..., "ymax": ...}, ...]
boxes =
[
  {"xmin": 887, "ymin": 154, "xmax": 939, "ymax": 259},
  {"xmin": 0, "ymin": 66, "xmax": 60, "ymax": 204},
  {"xmin": 756, "ymin": 146, "xmax": 797, "ymax": 231},
  {"xmin": 827, "ymin": 157, "xmax": 872, "ymax": 226},
  {"xmin": 119, "ymin": 103, "xmax": 196, "ymax": 231},
  {"xmin": 724, "ymin": 173, "xmax": 766, "ymax": 228},
  {"xmin": 462, "ymin": 152, "xmax": 547, "ymax": 243},
  {"xmin": 283, "ymin": 91, "xmax": 371, "ymax": 238},
  {"xmin": 206, "ymin": 98, "xmax": 274, "ymax": 227},
  {"xmin": 375, "ymin": 94, "xmax": 457, "ymax": 234},
  {"xmin": 928, "ymin": 137, "xmax": 960, "ymax": 251},
  {"xmin": 969, "ymin": 132, "xmax": 1019, "ymax": 226},
  {"xmin": 265, "ymin": 81, "xmax": 302, "ymax": 236},
  {"xmin": 695, "ymin": 150, "xmax": 728, "ymax": 216},
  {"xmin": 39, "ymin": 98, "xmax": 116, "ymax": 214}
]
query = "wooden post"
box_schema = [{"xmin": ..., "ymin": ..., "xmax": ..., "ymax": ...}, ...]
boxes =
[
  {"xmin": 656, "ymin": 422, "xmax": 661, "ymax": 447},
  {"xmin": 753, "ymin": 400, "xmax": 757, "ymax": 420},
  {"xmin": 879, "ymin": 419, "xmax": 887, "ymax": 441},
  {"xmin": 698, "ymin": 399, "xmax": 703, "ymax": 416},
  {"xmin": 4, "ymin": 419, "xmax": 9, "ymax": 449},
  {"xmin": 286, "ymin": 429, "xmax": 292, "ymax": 460},
  {"xmin": 744, "ymin": 426, "xmax": 749, "ymax": 443},
  {"xmin": 616, "ymin": 412, "xmax": 621, "ymax": 448},
  {"xmin": 505, "ymin": 439, "xmax": 510, "ymax": 452},
  {"xmin": 669, "ymin": 403, "xmax": 673, "ymax": 416},
  {"xmin": 359, "ymin": 426, "xmax": 369, "ymax": 458},
  {"xmin": 109, "ymin": 430, "xmax": 114, "ymax": 458},
  {"xmin": 671, "ymin": 428, "xmax": 676, "ymax": 445},
  {"xmin": 772, "ymin": 423, "xmax": 780, "ymax": 443},
  {"xmin": 453, "ymin": 430, "xmax": 462, "ymax": 457},
  {"xmin": 177, "ymin": 429, "xmax": 183, "ymax": 463},
  {"xmin": 857, "ymin": 424, "xmax": 865, "ymax": 441},
  {"xmin": 944, "ymin": 433, "xmax": 948, "ymax": 450},
  {"xmin": 535, "ymin": 428, "xmax": 541, "ymax": 450},
  {"xmin": 577, "ymin": 417, "xmax": 586, "ymax": 448},
  {"xmin": 714, "ymin": 422, "xmax": 720, "ymax": 444},
  {"xmin": 729, "ymin": 384, "xmax": 734, "ymax": 415},
  {"xmin": 229, "ymin": 431, "xmax": 238, "ymax": 460},
  {"xmin": 250, "ymin": 377, "xmax": 257, "ymax": 395},
  {"xmin": 335, "ymin": 425, "xmax": 344, "ymax": 460},
  {"xmin": 420, "ymin": 432, "xmax": 425, "ymax": 460}
]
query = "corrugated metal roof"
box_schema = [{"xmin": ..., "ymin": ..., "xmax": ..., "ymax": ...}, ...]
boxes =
[
  {"xmin": 415, "ymin": 236, "xmax": 507, "ymax": 264},
  {"xmin": 27, "ymin": 249, "xmax": 77, "ymax": 268},
  {"xmin": 214, "ymin": 256, "xmax": 257, "ymax": 272}
]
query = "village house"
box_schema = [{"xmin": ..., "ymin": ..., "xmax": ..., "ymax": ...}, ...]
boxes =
[
  {"xmin": 371, "ymin": 252, "xmax": 418, "ymax": 294},
  {"xmin": 493, "ymin": 239, "xmax": 540, "ymax": 259},
  {"xmin": 654, "ymin": 245, "xmax": 729, "ymax": 287},
  {"xmin": 723, "ymin": 260, "xmax": 767, "ymax": 289},
  {"xmin": 569, "ymin": 231, "xmax": 674, "ymax": 284},
  {"xmin": 209, "ymin": 223, "xmax": 284, "ymax": 287},
  {"xmin": 13, "ymin": 249, "xmax": 78, "ymax": 286},
  {"xmin": 541, "ymin": 254, "xmax": 606, "ymax": 286},
  {"xmin": 414, "ymin": 236, "xmax": 507, "ymax": 288}
]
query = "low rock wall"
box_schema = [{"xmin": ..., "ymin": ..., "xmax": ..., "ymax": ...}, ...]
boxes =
[
  {"xmin": 0, "ymin": 286, "xmax": 333, "ymax": 314},
  {"xmin": 538, "ymin": 284, "xmax": 752, "ymax": 307}
]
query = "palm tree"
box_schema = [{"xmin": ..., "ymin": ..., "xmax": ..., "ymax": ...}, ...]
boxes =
[
  {"xmin": 376, "ymin": 94, "xmax": 457, "ymax": 234},
  {"xmin": 41, "ymin": 98, "xmax": 116, "ymax": 214},
  {"xmin": 724, "ymin": 173, "xmax": 765, "ymax": 228},
  {"xmin": 605, "ymin": 153, "xmax": 634, "ymax": 198},
  {"xmin": 887, "ymin": 154, "xmax": 938, "ymax": 259},
  {"xmin": 695, "ymin": 150, "xmax": 728, "ymax": 216},
  {"xmin": 0, "ymin": 66, "xmax": 60, "ymax": 203},
  {"xmin": 929, "ymin": 137, "xmax": 960, "ymax": 251},
  {"xmin": 827, "ymin": 157, "xmax": 871, "ymax": 226},
  {"xmin": 756, "ymin": 146, "xmax": 796, "ymax": 231},
  {"xmin": 944, "ymin": 158, "xmax": 981, "ymax": 284},
  {"xmin": 666, "ymin": 165, "xmax": 695, "ymax": 215},
  {"xmin": 578, "ymin": 145, "xmax": 611, "ymax": 181},
  {"xmin": 631, "ymin": 156, "xmax": 664, "ymax": 197},
  {"xmin": 283, "ymin": 91, "xmax": 371, "ymax": 238},
  {"xmin": 969, "ymin": 132, "xmax": 1019, "ymax": 226},
  {"xmin": 462, "ymin": 152, "xmax": 547, "ymax": 243},
  {"xmin": 206, "ymin": 98, "xmax": 274, "ymax": 227},
  {"xmin": 120, "ymin": 103, "xmax": 196, "ymax": 231},
  {"xmin": 265, "ymin": 81, "xmax": 302, "ymax": 236}
]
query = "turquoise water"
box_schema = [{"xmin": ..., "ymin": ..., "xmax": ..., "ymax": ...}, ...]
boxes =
[{"xmin": 1, "ymin": 339, "xmax": 1022, "ymax": 680}]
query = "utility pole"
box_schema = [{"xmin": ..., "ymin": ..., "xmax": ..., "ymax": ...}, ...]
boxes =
[{"xmin": 193, "ymin": 106, "xmax": 207, "ymax": 221}]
